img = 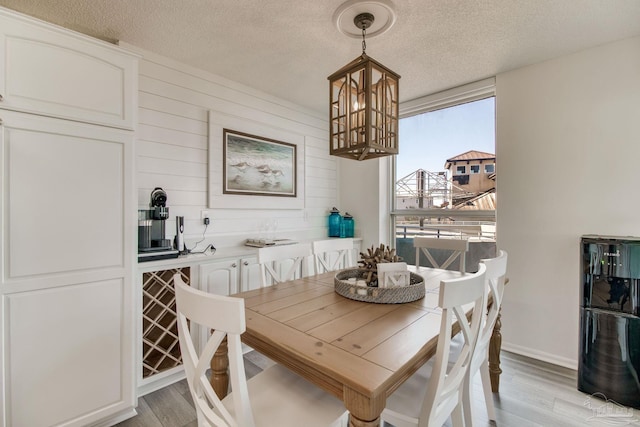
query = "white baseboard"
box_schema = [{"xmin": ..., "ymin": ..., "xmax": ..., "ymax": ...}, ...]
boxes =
[
  {"xmin": 502, "ymin": 341, "xmax": 578, "ymax": 370},
  {"xmin": 96, "ymin": 408, "xmax": 138, "ymax": 427},
  {"xmin": 137, "ymin": 366, "xmax": 186, "ymax": 397}
]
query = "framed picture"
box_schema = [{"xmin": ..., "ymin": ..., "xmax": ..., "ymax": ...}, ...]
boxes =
[{"xmin": 223, "ymin": 129, "xmax": 297, "ymax": 197}]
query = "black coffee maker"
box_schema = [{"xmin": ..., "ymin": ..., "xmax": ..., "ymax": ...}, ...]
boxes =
[{"xmin": 138, "ymin": 187, "xmax": 179, "ymax": 262}]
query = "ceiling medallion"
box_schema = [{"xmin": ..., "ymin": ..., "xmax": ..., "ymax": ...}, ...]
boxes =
[
  {"xmin": 328, "ymin": 1, "xmax": 400, "ymax": 161},
  {"xmin": 333, "ymin": 0, "xmax": 397, "ymax": 39}
]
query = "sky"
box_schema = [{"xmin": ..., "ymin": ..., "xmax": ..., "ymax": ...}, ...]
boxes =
[{"xmin": 396, "ymin": 97, "xmax": 495, "ymax": 179}]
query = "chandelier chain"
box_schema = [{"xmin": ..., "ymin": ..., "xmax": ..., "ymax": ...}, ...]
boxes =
[{"xmin": 361, "ymin": 27, "xmax": 367, "ymax": 54}]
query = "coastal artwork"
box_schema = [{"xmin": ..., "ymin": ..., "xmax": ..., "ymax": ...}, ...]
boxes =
[{"xmin": 223, "ymin": 129, "xmax": 297, "ymax": 197}]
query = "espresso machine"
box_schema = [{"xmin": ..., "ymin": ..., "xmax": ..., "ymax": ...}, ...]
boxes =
[{"xmin": 138, "ymin": 187, "xmax": 179, "ymax": 262}]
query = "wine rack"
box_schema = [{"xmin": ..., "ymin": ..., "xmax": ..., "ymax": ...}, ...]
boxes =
[{"xmin": 142, "ymin": 267, "xmax": 190, "ymax": 378}]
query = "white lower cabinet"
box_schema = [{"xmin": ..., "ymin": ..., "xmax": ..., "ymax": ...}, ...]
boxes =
[
  {"xmin": 5, "ymin": 280, "xmax": 130, "ymax": 427},
  {"xmin": 239, "ymin": 256, "xmax": 262, "ymax": 292},
  {"xmin": 199, "ymin": 258, "xmax": 239, "ymax": 295},
  {"xmin": 198, "ymin": 256, "xmax": 261, "ymax": 295},
  {"xmin": 137, "ymin": 256, "xmax": 261, "ymax": 397}
]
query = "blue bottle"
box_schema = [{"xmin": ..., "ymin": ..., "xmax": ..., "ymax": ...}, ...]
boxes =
[
  {"xmin": 328, "ymin": 207, "xmax": 341, "ymax": 237},
  {"xmin": 343, "ymin": 212, "xmax": 354, "ymax": 238}
]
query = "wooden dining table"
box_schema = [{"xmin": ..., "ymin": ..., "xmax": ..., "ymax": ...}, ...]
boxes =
[{"xmin": 210, "ymin": 267, "xmax": 503, "ymax": 427}]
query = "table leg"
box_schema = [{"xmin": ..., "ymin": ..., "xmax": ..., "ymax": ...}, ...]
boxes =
[
  {"xmin": 489, "ymin": 307, "xmax": 502, "ymax": 392},
  {"xmin": 344, "ymin": 387, "xmax": 385, "ymax": 427},
  {"xmin": 210, "ymin": 336, "xmax": 229, "ymax": 399}
]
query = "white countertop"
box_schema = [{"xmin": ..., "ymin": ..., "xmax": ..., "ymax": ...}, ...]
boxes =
[{"xmin": 137, "ymin": 237, "xmax": 362, "ymax": 272}]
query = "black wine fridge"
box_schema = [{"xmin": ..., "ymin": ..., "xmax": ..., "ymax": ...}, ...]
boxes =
[{"xmin": 579, "ymin": 235, "xmax": 640, "ymax": 409}]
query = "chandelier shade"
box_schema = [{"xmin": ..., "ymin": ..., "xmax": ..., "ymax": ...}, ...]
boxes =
[{"xmin": 328, "ymin": 13, "xmax": 400, "ymax": 160}]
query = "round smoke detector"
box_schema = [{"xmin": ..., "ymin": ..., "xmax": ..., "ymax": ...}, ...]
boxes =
[{"xmin": 333, "ymin": 0, "xmax": 397, "ymax": 39}]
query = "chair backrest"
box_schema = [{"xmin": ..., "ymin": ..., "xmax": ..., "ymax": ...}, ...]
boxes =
[
  {"xmin": 472, "ymin": 250, "xmax": 508, "ymax": 372},
  {"xmin": 173, "ymin": 273, "xmax": 256, "ymax": 427},
  {"xmin": 312, "ymin": 238, "xmax": 354, "ymax": 274},
  {"xmin": 257, "ymin": 243, "xmax": 312, "ymax": 287},
  {"xmin": 414, "ymin": 236, "xmax": 470, "ymax": 272},
  {"xmin": 419, "ymin": 264, "xmax": 486, "ymax": 427}
]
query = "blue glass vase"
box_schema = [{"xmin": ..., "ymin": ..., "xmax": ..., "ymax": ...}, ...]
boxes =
[
  {"xmin": 328, "ymin": 207, "xmax": 341, "ymax": 237},
  {"xmin": 343, "ymin": 212, "xmax": 354, "ymax": 238}
]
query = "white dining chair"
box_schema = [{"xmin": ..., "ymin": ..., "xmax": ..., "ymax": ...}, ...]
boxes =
[
  {"xmin": 456, "ymin": 250, "xmax": 508, "ymax": 425},
  {"xmin": 414, "ymin": 236, "xmax": 470, "ymax": 273},
  {"xmin": 173, "ymin": 274, "xmax": 348, "ymax": 427},
  {"xmin": 380, "ymin": 264, "xmax": 487, "ymax": 427},
  {"xmin": 312, "ymin": 238, "xmax": 355, "ymax": 274},
  {"xmin": 257, "ymin": 243, "xmax": 312, "ymax": 287}
]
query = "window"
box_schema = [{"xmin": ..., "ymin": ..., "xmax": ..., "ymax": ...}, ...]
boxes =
[
  {"xmin": 453, "ymin": 175, "xmax": 469, "ymax": 185},
  {"xmin": 393, "ymin": 78, "xmax": 496, "ymax": 270}
]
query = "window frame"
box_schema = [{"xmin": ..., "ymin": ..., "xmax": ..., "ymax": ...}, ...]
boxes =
[{"xmin": 391, "ymin": 77, "xmax": 496, "ymax": 226}]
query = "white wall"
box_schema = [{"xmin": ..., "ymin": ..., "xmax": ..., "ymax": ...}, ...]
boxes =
[
  {"xmin": 125, "ymin": 44, "xmax": 339, "ymax": 248},
  {"xmin": 338, "ymin": 156, "xmax": 392, "ymax": 250},
  {"xmin": 496, "ymin": 36, "xmax": 640, "ymax": 368}
]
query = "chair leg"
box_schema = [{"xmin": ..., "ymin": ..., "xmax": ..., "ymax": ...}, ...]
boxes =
[
  {"xmin": 480, "ymin": 361, "xmax": 497, "ymax": 421},
  {"xmin": 451, "ymin": 401, "xmax": 465, "ymax": 427},
  {"xmin": 462, "ymin": 372, "xmax": 472, "ymax": 427},
  {"xmin": 195, "ymin": 406, "xmax": 209, "ymax": 427}
]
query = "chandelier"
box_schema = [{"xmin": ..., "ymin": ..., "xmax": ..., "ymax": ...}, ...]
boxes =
[{"xmin": 328, "ymin": 10, "xmax": 400, "ymax": 161}]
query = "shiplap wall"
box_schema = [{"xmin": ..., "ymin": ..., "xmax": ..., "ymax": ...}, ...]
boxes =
[{"xmin": 125, "ymin": 44, "xmax": 338, "ymax": 248}]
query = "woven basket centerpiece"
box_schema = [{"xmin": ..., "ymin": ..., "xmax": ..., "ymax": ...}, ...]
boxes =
[{"xmin": 334, "ymin": 244, "xmax": 425, "ymax": 304}]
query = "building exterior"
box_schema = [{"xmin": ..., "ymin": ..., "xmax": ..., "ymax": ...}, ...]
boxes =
[
  {"xmin": 395, "ymin": 150, "xmax": 496, "ymax": 210},
  {"xmin": 444, "ymin": 150, "xmax": 496, "ymax": 201}
]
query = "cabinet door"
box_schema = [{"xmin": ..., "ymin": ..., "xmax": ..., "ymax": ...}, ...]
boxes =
[
  {"xmin": 240, "ymin": 256, "xmax": 262, "ymax": 292},
  {"xmin": 199, "ymin": 259, "xmax": 239, "ymax": 296},
  {"xmin": 1, "ymin": 111, "xmax": 132, "ymax": 278},
  {"xmin": 0, "ymin": 111, "xmax": 135, "ymax": 427},
  {"xmin": 5, "ymin": 280, "xmax": 129, "ymax": 427},
  {"xmin": 0, "ymin": 9, "xmax": 137, "ymax": 129}
]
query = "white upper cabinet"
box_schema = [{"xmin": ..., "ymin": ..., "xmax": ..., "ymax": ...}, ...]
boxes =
[{"xmin": 0, "ymin": 8, "xmax": 138, "ymax": 129}]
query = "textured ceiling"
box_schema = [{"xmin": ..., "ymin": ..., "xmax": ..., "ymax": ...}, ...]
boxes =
[{"xmin": 2, "ymin": 0, "xmax": 640, "ymax": 117}]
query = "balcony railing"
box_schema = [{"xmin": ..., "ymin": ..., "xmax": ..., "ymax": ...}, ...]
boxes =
[
  {"xmin": 395, "ymin": 222, "xmax": 496, "ymax": 240},
  {"xmin": 394, "ymin": 223, "xmax": 496, "ymax": 272}
]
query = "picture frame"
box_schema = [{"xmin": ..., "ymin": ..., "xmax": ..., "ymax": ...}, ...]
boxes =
[{"xmin": 222, "ymin": 129, "xmax": 297, "ymax": 197}]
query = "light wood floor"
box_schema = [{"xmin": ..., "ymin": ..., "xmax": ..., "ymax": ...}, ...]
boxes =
[{"xmin": 117, "ymin": 351, "xmax": 640, "ymax": 427}]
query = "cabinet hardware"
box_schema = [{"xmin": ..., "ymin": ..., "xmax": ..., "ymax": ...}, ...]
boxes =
[
  {"xmin": 243, "ymin": 261, "xmax": 249, "ymax": 265},
  {"xmin": 231, "ymin": 263, "xmax": 237, "ymax": 268},
  {"xmin": 0, "ymin": 94, "xmax": 3, "ymax": 101}
]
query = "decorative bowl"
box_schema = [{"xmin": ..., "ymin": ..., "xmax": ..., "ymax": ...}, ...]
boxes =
[{"xmin": 334, "ymin": 269, "xmax": 425, "ymax": 304}]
